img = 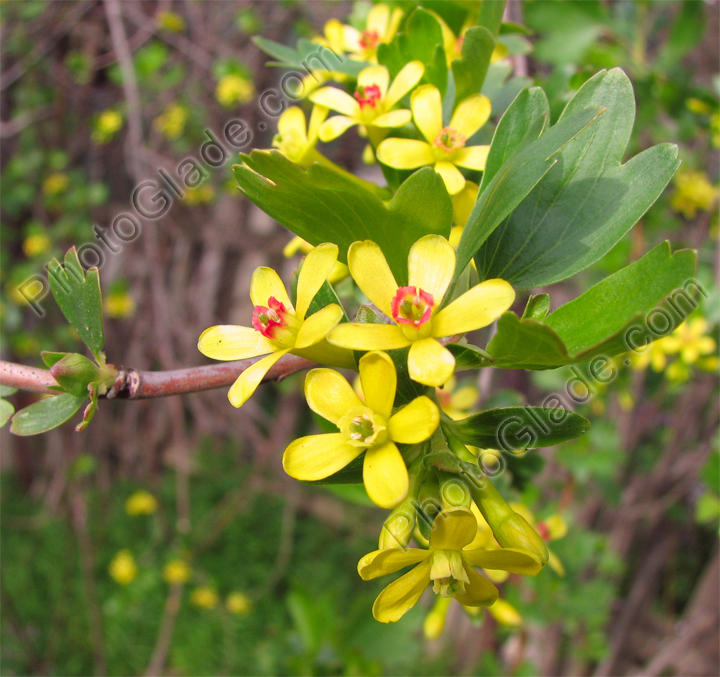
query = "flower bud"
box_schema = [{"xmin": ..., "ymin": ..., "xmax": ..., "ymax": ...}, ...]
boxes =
[{"xmin": 378, "ymin": 501, "xmax": 416, "ymax": 549}]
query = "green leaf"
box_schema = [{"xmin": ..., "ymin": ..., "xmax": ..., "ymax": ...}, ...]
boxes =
[
  {"xmin": 522, "ymin": 294, "xmax": 551, "ymax": 320},
  {"xmin": 41, "ymin": 351, "xmax": 67, "ymax": 368},
  {"xmin": 234, "ymin": 153, "xmax": 452, "ymax": 285},
  {"xmin": 252, "ymin": 36, "xmax": 368, "ymax": 78},
  {"xmin": 454, "ymin": 102, "xmax": 603, "ymax": 280},
  {"xmin": 47, "ymin": 247, "xmax": 105, "ymax": 359},
  {"xmin": 0, "ymin": 385, "xmax": 18, "ymax": 398},
  {"xmin": 476, "ymin": 69, "xmax": 682, "ymax": 288},
  {"xmin": 478, "ymin": 0, "xmax": 506, "ymax": 37},
  {"xmin": 10, "ymin": 393, "xmax": 86, "ymax": 436},
  {"xmin": 446, "ymin": 343, "xmax": 493, "ymax": 370},
  {"xmin": 452, "ymin": 26, "xmax": 495, "ymax": 104},
  {"xmin": 483, "ymin": 242, "xmax": 698, "ymax": 369},
  {"xmin": 305, "ymin": 280, "xmax": 349, "ymax": 322},
  {"xmin": 0, "ymin": 398, "xmax": 15, "ymax": 428},
  {"xmin": 659, "ymin": 1, "xmax": 705, "ymax": 69},
  {"xmin": 445, "ymin": 406, "xmax": 590, "ymax": 451},
  {"xmin": 49, "ymin": 353, "xmax": 104, "ymax": 398}
]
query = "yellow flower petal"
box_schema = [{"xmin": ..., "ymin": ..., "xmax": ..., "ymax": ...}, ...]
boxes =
[
  {"xmin": 372, "ymin": 559, "xmax": 432, "ymax": 623},
  {"xmin": 347, "ymin": 240, "xmax": 397, "ymax": 316},
  {"xmin": 305, "ymin": 368, "xmax": 363, "ymax": 424},
  {"xmin": 385, "ymin": 60, "xmax": 425, "ymax": 109},
  {"xmin": 307, "ymin": 104, "xmax": 329, "ymax": 143},
  {"xmin": 488, "ymin": 598, "xmax": 522, "ymax": 626},
  {"xmin": 358, "ymin": 65, "xmax": 389, "ymax": 98},
  {"xmin": 328, "ymin": 322, "xmax": 411, "ymax": 351},
  {"xmin": 430, "ymin": 510, "xmax": 478, "ymax": 550},
  {"xmin": 367, "ymin": 3, "xmax": 390, "ymax": 35},
  {"xmin": 388, "ymin": 396, "xmax": 439, "ymax": 443},
  {"xmin": 408, "ymin": 234, "xmax": 455, "ymax": 304},
  {"xmin": 452, "ymin": 181, "xmax": 479, "ymax": 228},
  {"xmin": 411, "ymin": 84, "xmax": 443, "ymax": 143},
  {"xmin": 198, "ymin": 325, "xmax": 275, "ymax": 360},
  {"xmin": 358, "ymin": 548, "xmax": 430, "ymax": 580},
  {"xmin": 454, "ymin": 564, "xmax": 498, "ymax": 607},
  {"xmin": 283, "ymin": 432, "xmax": 364, "ymax": 481},
  {"xmin": 294, "ymin": 304, "xmax": 343, "ymax": 349},
  {"xmin": 228, "ymin": 349, "xmax": 289, "ymax": 407},
  {"xmin": 452, "ymin": 145, "xmax": 490, "ymax": 171},
  {"xmin": 359, "ymin": 351, "xmax": 396, "ymax": 419},
  {"xmin": 295, "ymin": 243, "xmax": 339, "ymax": 320},
  {"xmin": 449, "ymin": 94, "xmax": 491, "ymax": 138},
  {"xmin": 250, "ymin": 267, "xmax": 293, "ymax": 311},
  {"xmin": 376, "ymin": 138, "xmax": 434, "ymax": 169},
  {"xmin": 372, "ymin": 109, "xmax": 412, "ymax": 128},
  {"xmin": 548, "ymin": 549, "xmax": 565, "ymax": 576},
  {"xmin": 462, "ymin": 547, "xmax": 542, "ymax": 575},
  {"xmin": 343, "ymin": 25, "xmax": 361, "ymax": 53},
  {"xmin": 407, "ymin": 337, "xmax": 455, "ymax": 387},
  {"xmin": 434, "ymin": 161, "xmax": 466, "ymax": 195},
  {"xmin": 451, "ymin": 385, "xmax": 479, "ymax": 411},
  {"xmin": 318, "ymin": 115, "xmax": 356, "ymax": 142},
  {"xmin": 363, "ymin": 441, "xmax": 409, "ymax": 508},
  {"xmin": 309, "ymin": 87, "xmax": 359, "ymax": 117},
  {"xmin": 293, "ymin": 340, "xmax": 357, "ymax": 370},
  {"xmin": 277, "ymin": 106, "xmax": 307, "ymax": 141},
  {"xmin": 432, "ymin": 279, "xmax": 515, "ymax": 337}
]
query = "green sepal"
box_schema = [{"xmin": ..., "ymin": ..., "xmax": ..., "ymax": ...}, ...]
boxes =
[
  {"xmin": 10, "ymin": 393, "xmax": 86, "ymax": 436},
  {"xmin": 234, "ymin": 153, "xmax": 452, "ymax": 285},
  {"xmin": 47, "ymin": 247, "xmax": 105, "ymax": 360},
  {"xmin": 446, "ymin": 343, "xmax": 493, "ymax": 370},
  {"xmin": 444, "ymin": 406, "xmax": 590, "ymax": 451}
]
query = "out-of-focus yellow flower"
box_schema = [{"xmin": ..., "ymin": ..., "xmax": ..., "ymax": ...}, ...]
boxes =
[
  {"xmin": 190, "ymin": 587, "xmax": 219, "ymax": 609},
  {"xmin": 109, "ymin": 550, "xmax": 138, "ymax": 584},
  {"xmin": 92, "ymin": 110, "xmax": 123, "ymax": 144},
  {"xmin": 182, "ymin": 184, "xmax": 215, "ymax": 205},
  {"xmin": 216, "ymin": 74, "xmax": 255, "ymax": 107},
  {"xmin": 153, "ymin": 103, "xmax": 188, "ymax": 139},
  {"xmin": 163, "ymin": 559, "xmax": 191, "ymax": 584},
  {"xmin": 272, "ymin": 105, "xmax": 328, "ymax": 167},
  {"xmin": 343, "ymin": 4, "xmax": 403, "ymax": 63},
  {"xmin": 431, "ymin": 12, "xmax": 508, "ymax": 67},
  {"xmin": 156, "ymin": 9, "xmax": 186, "ymax": 33},
  {"xmin": 663, "ymin": 318, "xmax": 717, "ymax": 365},
  {"xmin": 436, "ymin": 375, "xmax": 479, "ymax": 420},
  {"xmin": 125, "ymin": 490, "xmax": 158, "ymax": 516},
  {"xmin": 105, "ymin": 290, "xmax": 136, "ymax": 319},
  {"xmin": 423, "ymin": 594, "xmax": 451, "ymax": 639},
  {"xmin": 283, "ymin": 235, "xmax": 349, "ymax": 284},
  {"xmin": 488, "ymin": 598, "xmax": 522, "ymax": 626},
  {"xmin": 226, "ymin": 592, "xmax": 252, "ymax": 615},
  {"xmin": 43, "ymin": 173, "xmax": 69, "ymax": 196},
  {"xmin": 628, "ymin": 335, "xmax": 676, "ymax": 372},
  {"xmin": 670, "ymin": 170, "xmax": 719, "ymax": 219},
  {"xmin": 686, "ymin": 98, "xmax": 712, "ymax": 115},
  {"xmin": 618, "ymin": 390, "xmax": 635, "ymax": 412},
  {"xmin": 23, "ymin": 233, "xmax": 51, "ymax": 257},
  {"xmin": 711, "ymin": 112, "xmax": 719, "ymax": 149}
]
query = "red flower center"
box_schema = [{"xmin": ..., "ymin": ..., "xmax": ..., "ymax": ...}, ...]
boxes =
[
  {"xmin": 536, "ymin": 521, "xmax": 551, "ymax": 541},
  {"xmin": 391, "ymin": 286, "xmax": 434, "ymax": 328},
  {"xmin": 433, "ymin": 126, "xmax": 466, "ymax": 153},
  {"xmin": 354, "ymin": 84, "xmax": 382, "ymax": 109},
  {"xmin": 252, "ymin": 297, "xmax": 288, "ymax": 339},
  {"xmin": 359, "ymin": 29, "xmax": 380, "ymax": 50}
]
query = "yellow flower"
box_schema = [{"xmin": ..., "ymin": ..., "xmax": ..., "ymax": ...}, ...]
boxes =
[
  {"xmin": 42, "ymin": 173, "xmax": 69, "ymax": 196},
  {"xmin": 670, "ymin": 170, "xmax": 719, "ymax": 219},
  {"xmin": 511, "ymin": 504, "xmax": 567, "ymax": 576},
  {"xmin": 23, "ymin": 233, "xmax": 51, "ymax": 257},
  {"xmin": 343, "ymin": 4, "xmax": 403, "ymax": 63},
  {"xmin": 198, "ymin": 243, "xmax": 354, "ymax": 407},
  {"xmin": 92, "ymin": 110, "xmax": 123, "ymax": 144},
  {"xmin": 156, "ymin": 9, "xmax": 186, "ymax": 33},
  {"xmin": 310, "ymin": 62, "xmax": 424, "ymax": 146},
  {"xmin": 327, "ymin": 235, "xmax": 515, "ymax": 387},
  {"xmin": 153, "ymin": 102, "xmax": 188, "ymax": 139},
  {"xmin": 163, "ymin": 560, "xmax": 191, "ymax": 584},
  {"xmin": 272, "ymin": 105, "xmax": 329, "ymax": 166},
  {"xmin": 424, "ymin": 595, "xmax": 451, "ymax": 639},
  {"xmin": 182, "ymin": 184, "xmax": 215, "ymax": 205},
  {"xmin": 216, "ymin": 75, "xmax": 255, "ymax": 107},
  {"xmin": 686, "ymin": 97, "xmax": 712, "ymax": 115},
  {"xmin": 284, "ymin": 351, "xmax": 439, "ymax": 508},
  {"xmin": 109, "ymin": 550, "xmax": 138, "ymax": 584},
  {"xmin": 451, "ymin": 181, "xmax": 479, "ymax": 235},
  {"xmin": 488, "ymin": 598, "xmax": 522, "ymax": 626},
  {"xmin": 226, "ymin": 592, "xmax": 252, "ymax": 615},
  {"xmin": 105, "ymin": 290, "xmax": 136, "ymax": 319},
  {"xmin": 358, "ymin": 510, "xmax": 542, "ymax": 623},
  {"xmin": 628, "ymin": 334, "xmax": 676, "ymax": 372},
  {"xmin": 436, "ymin": 375, "xmax": 479, "ymax": 420},
  {"xmin": 663, "ymin": 318, "xmax": 717, "ymax": 365},
  {"xmin": 377, "ymin": 85, "xmax": 491, "ymax": 195},
  {"xmin": 190, "ymin": 587, "xmax": 219, "ymax": 609},
  {"xmin": 314, "ymin": 18, "xmax": 346, "ymax": 55},
  {"xmin": 283, "ymin": 236, "xmax": 349, "ymax": 284},
  {"xmin": 125, "ymin": 490, "xmax": 158, "ymax": 516},
  {"xmin": 431, "ymin": 13, "xmax": 508, "ymax": 67}
]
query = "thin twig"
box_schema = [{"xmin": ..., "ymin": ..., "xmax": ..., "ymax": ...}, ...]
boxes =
[{"xmin": 143, "ymin": 583, "xmax": 184, "ymax": 677}]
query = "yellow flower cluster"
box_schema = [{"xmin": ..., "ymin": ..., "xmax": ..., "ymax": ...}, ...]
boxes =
[
  {"xmin": 125, "ymin": 489, "xmax": 157, "ymax": 515},
  {"xmin": 109, "ymin": 550, "xmax": 138, "ymax": 585},
  {"xmin": 156, "ymin": 9, "xmax": 186, "ymax": 33},
  {"xmin": 163, "ymin": 559, "xmax": 192, "ymax": 584},
  {"xmin": 105, "ymin": 290, "xmax": 136, "ymax": 319},
  {"xmin": 670, "ymin": 170, "xmax": 719, "ymax": 219},
  {"xmin": 92, "ymin": 110, "xmax": 123, "ymax": 145},
  {"xmin": 215, "ymin": 75, "xmax": 255, "ymax": 107},
  {"xmin": 153, "ymin": 102, "xmax": 188, "ymax": 139},
  {"xmin": 23, "ymin": 233, "xmax": 51, "ymax": 257},
  {"xmin": 42, "ymin": 173, "xmax": 69, "ymax": 197}
]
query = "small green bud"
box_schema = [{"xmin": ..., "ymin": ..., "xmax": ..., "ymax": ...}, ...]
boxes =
[
  {"xmin": 378, "ymin": 502, "xmax": 416, "ymax": 549},
  {"xmin": 50, "ymin": 353, "xmax": 107, "ymax": 398}
]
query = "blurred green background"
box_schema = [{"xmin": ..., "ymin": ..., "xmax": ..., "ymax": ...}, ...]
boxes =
[{"xmin": 1, "ymin": 1, "xmax": 718, "ymax": 675}]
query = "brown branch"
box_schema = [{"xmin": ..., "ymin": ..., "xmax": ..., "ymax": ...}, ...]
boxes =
[{"xmin": 0, "ymin": 354, "xmax": 314, "ymax": 399}]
